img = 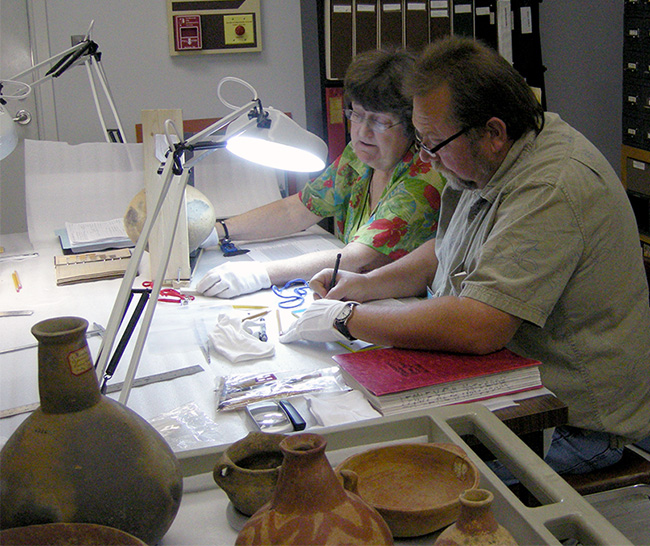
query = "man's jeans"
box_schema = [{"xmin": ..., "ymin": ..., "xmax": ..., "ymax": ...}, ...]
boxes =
[{"xmin": 489, "ymin": 426, "xmax": 624, "ymax": 485}]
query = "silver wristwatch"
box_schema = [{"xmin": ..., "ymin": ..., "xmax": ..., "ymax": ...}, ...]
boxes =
[{"xmin": 333, "ymin": 302, "xmax": 358, "ymax": 341}]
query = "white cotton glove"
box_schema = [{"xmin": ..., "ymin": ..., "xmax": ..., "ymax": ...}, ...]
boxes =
[
  {"xmin": 196, "ymin": 261, "xmax": 271, "ymax": 298},
  {"xmin": 208, "ymin": 313, "xmax": 274, "ymax": 363},
  {"xmin": 199, "ymin": 227, "xmax": 221, "ymax": 249},
  {"xmin": 279, "ymin": 299, "xmax": 354, "ymax": 344}
]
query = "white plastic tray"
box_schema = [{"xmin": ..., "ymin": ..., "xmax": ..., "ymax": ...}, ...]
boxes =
[
  {"xmin": 586, "ymin": 484, "xmax": 650, "ymax": 545},
  {"xmin": 162, "ymin": 403, "xmax": 632, "ymax": 545}
]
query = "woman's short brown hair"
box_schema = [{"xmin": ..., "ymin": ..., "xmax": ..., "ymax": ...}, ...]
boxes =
[{"xmin": 344, "ymin": 48, "xmax": 417, "ymax": 139}]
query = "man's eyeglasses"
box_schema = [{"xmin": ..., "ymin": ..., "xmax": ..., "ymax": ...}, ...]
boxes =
[
  {"xmin": 415, "ymin": 126, "xmax": 471, "ymax": 156},
  {"xmin": 344, "ymin": 109, "xmax": 402, "ymax": 133}
]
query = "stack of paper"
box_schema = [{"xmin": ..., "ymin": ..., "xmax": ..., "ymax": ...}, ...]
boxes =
[{"xmin": 57, "ymin": 218, "xmax": 134, "ymax": 254}]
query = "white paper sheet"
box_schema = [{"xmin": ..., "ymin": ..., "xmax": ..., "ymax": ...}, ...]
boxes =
[
  {"xmin": 65, "ymin": 218, "xmax": 130, "ymax": 245},
  {"xmin": 192, "ymin": 148, "xmax": 284, "ymax": 218},
  {"xmin": 24, "ymin": 140, "xmax": 145, "ymax": 244},
  {"xmin": 24, "ymin": 139, "xmax": 289, "ymax": 247}
]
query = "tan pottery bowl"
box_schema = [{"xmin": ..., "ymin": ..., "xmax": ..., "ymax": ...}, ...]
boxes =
[
  {"xmin": 0, "ymin": 523, "xmax": 146, "ymax": 545},
  {"xmin": 335, "ymin": 442, "xmax": 480, "ymax": 538}
]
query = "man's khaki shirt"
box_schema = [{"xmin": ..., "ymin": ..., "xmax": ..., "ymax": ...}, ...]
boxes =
[{"xmin": 432, "ymin": 113, "xmax": 650, "ymax": 442}]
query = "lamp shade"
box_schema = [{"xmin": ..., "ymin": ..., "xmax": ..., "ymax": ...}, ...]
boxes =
[
  {"xmin": 0, "ymin": 105, "xmax": 18, "ymax": 161},
  {"xmin": 225, "ymin": 107, "xmax": 328, "ymax": 173}
]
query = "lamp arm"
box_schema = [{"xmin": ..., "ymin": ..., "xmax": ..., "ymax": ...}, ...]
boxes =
[
  {"xmin": 185, "ymin": 99, "xmax": 259, "ymax": 146},
  {"xmin": 95, "ymin": 104, "xmax": 236, "ymax": 394},
  {"xmin": 9, "ymin": 40, "xmax": 92, "ymax": 87},
  {"xmin": 97, "ymin": 99, "xmax": 265, "ymax": 401},
  {"xmin": 95, "ymin": 158, "xmax": 179, "ymax": 379},
  {"xmin": 85, "ymin": 61, "xmax": 110, "ymax": 141},
  {"xmin": 116, "ymin": 165, "xmax": 192, "ymax": 404},
  {"xmin": 165, "ymin": 99, "xmax": 261, "ymax": 174},
  {"xmin": 90, "ymin": 59, "xmax": 125, "ymax": 142},
  {"xmin": 183, "ymin": 117, "xmax": 258, "ymax": 172},
  {"xmin": 46, "ymin": 40, "xmax": 98, "ymax": 79},
  {"xmin": 3, "ymin": 29, "xmax": 126, "ymax": 143}
]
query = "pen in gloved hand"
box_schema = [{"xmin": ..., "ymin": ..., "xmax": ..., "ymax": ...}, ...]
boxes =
[{"xmin": 329, "ymin": 253, "xmax": 342, "ymax": 290}]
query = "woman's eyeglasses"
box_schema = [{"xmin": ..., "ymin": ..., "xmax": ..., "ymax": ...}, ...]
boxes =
[
  {"xmin": 344, "ymin": 109, "xmax": 403, "ymax": 133},
  {"xmin": 415, "ymin": 126, "xmax": 471, "ymax": 156}
]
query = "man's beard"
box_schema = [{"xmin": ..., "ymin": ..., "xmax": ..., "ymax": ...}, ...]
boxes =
[
  {"xmin": 445, "ymin": 173, "xmax": 477, "ymax": 191},
  {"xmin": 438, "ymin": 138, "xmax": 494, "ymax": 192}
]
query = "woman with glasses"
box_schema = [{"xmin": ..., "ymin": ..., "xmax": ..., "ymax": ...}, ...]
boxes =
[{"xmin": 197, "ymin": 49, "xmax": 446, "ymax": 298}]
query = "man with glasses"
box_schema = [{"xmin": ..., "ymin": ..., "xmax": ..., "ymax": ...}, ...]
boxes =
[
  {"xmin": 282, "ymin": 36, "xmax": 650, "ymax": 478},
  {"xmin": 196, "ymin": 49, "xmax": 446, "ymax": 298}
]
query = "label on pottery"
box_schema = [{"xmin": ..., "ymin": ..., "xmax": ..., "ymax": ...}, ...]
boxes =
[{"xmin": 68, "ymin": 347, "xmax": 93, "ymax": 375}]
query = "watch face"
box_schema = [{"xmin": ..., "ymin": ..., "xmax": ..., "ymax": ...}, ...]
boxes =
[
  {"xmin": 334, "ymin": 303, "xmax": 356, "ymax": 341},
  {"xmin": 337, "ymin": 304, "xmax": 353, "ymax": 321}
]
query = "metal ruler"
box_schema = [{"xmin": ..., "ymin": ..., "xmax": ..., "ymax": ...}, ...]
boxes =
[
  {"xmin": 0, "ymin": 364, "xmax": 205, "ymax": 419},
  {"xmin": 0, "ymin": 310, "xmax": 34, "ymax": 317},
  {"xmin": 0, "ymin": 323, "xmax": 105, "ymax": 356}
]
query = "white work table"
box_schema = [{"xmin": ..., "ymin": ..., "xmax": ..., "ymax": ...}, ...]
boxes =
[
  {"xmin": 0, "ymin": 229, "xmax": 632, "ymax": 546},
  {"xmin": 0, "ymin": 227, "xmax": 349, "ymax": 445}
]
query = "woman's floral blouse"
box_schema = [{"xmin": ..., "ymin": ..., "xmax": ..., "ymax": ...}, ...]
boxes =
[{"xmin": 300, "ymin": 142, "xmax": 446, "ymax": 260}]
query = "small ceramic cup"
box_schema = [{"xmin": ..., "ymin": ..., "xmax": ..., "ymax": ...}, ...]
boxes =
[{"xmin": 213, "ymin": 431, "xmax": 286, "ymax": 516}]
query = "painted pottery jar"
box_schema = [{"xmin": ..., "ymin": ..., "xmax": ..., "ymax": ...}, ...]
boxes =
[
  {"xmin": 433, "ymin": 488, "xmax": 518, "ymax": 545},
  {"xmin": 235, "ymin": 432, "xmax": 394, "ymax": 545},
  {"xmin": 0, "ymin": 317, "xmax": 183, "ymax": 545}
]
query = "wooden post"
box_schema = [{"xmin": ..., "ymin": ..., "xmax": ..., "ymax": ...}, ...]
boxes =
[{"xmin": 140, "ymin": 109, "xmax": 191, "ymax": 285}]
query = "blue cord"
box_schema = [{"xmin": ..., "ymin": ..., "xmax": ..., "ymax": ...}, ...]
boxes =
[{"xmin": 272, "ymin": 279, "xmax": 309, "ymax": 308}]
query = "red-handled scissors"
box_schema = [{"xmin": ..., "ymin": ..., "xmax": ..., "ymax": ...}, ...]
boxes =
[{"xmin": 142, "ymin": 281, "xmax": 195, "ymax": 304}]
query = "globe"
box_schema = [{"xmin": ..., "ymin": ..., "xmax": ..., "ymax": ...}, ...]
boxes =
[{"xmin": 124, "ymin": 186, "xmax": 217, "ymax": 252}]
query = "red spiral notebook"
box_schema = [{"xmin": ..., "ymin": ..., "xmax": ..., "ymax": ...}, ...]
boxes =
[{"xmin": 332, "ymin": 347, "xmax": 543, "ymax": 415}]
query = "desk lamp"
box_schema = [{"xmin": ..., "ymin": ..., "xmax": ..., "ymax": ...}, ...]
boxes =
[
  {"xmin": 95, "ymin": 76, "xmax": 328, "ymax": 405},
  {"xmin": 0, "ymin": 103, "xmax": 18, "ymax": 160},
  {"xmin": 0, "ymin": 20, "xmax": 125, "ymax": 158}
]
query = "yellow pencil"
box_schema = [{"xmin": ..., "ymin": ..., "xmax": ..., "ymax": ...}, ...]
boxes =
[
  {"xmin": 11, "ymin": 271, "xmax": 22, "ymax": 292},
  {"xmin": 241, "ymin": 309, "xmax": 271, "ymax": 322}
]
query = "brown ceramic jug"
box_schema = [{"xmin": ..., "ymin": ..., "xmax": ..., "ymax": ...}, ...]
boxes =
[
  {"xmin": 235, "ymin": 432, "xmax": 394, "ymax": 545},
  {"xmin": 0, "ymin": 317, "xmax": 183, "ymax": 545}
]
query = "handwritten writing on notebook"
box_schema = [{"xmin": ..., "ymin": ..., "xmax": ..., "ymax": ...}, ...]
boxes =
[{"xmin": 398, "ymin": 376, "xmax": 525, "ymax": 409}]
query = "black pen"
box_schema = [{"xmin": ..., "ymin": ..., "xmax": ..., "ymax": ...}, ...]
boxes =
[{"xmin": 329, "ymin": 253, "xmax": 342, "ymax": 290}]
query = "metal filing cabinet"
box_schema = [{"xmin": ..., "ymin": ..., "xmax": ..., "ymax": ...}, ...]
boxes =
[{"xmin": 623, "ymin": 0, "xmax": 650, "ymax": 266}]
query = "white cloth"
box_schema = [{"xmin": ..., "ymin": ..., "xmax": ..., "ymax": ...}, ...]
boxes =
[
  {"xmin": 307, "ymin": 391, "xmax": 381, "ymax": 427},
  {"xmin": 208, "ymin": 313, "xmax": 275, "ymax": 363},
  {"xmin": 196, "ymin": 261, "xmax": 271, "ymax": 298},
  {"xmin": 279, "ymin": 299, "xmax": 353, "ymax": 344}
]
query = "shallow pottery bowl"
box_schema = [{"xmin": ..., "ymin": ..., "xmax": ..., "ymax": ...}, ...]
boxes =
[
  {"xmin": 0, "ymin": 523, "xmax": 147, "ymax": 545},
  {"xmin": 335, "ymin": 442, "xmax": 480, "ymax": 538}
]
